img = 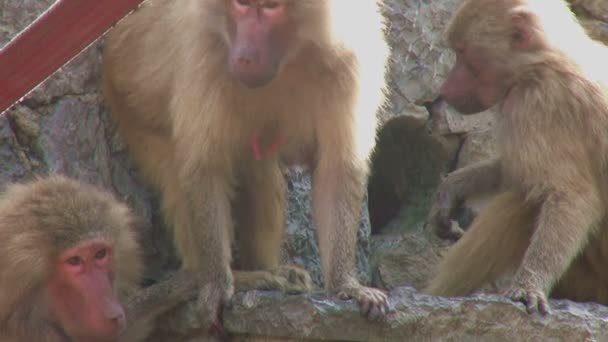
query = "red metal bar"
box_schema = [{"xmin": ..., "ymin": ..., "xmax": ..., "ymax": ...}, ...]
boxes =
[{"xmin": 0, "ymin": 0, "xmax": 146, "ymax": 114}]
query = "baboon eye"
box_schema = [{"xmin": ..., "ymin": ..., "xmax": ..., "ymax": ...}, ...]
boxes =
[
  {"xmin": 236, "ymin": 0, "xmax": 250, "ymax": 6},
  {"xmin": 264, "ymin": 1, "xmax": 279, "ymax": 9},
  {"xmin": 95, "ymin": 249, "xmax": 107, "ymax": 260},
  {"xmin": 66, "ymin": 256, "xmax": 82, "ymax": 266}
]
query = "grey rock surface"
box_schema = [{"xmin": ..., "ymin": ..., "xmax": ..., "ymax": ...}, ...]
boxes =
[
  {"xmin": 427, "ymin": 100, "xmax": 494, "ymax": 138},
  {"xmin": 571, "ymin": 0, "xmax": 608, "ymax": 21},
  {"xmin": 0, "ymin": 0, "xmax": 54, "ymax": 45},
  {"xmin": 456, "ymin": 129, "xmax": 497, "ymax": 170},
  {"xmin": 382, "ymin": 0, "xmax": 459, "ymax": 107},
  {"xmin": 282, "ymin": 168, "xmax": 371, "ymax": 287},
  {"xmin": 225, "ymin": 287, "xmax": 608, "ymax": 342},
  {"xmin": 371, "ymin": 232, "xmax": 446, "ymax": 291}
]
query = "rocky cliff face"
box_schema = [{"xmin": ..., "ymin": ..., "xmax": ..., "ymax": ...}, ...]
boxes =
[{"xmin": 1, "ymin": 0, "xmax": 607, "ymax": 340}]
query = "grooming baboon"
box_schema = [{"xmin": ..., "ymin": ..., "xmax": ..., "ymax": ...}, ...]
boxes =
[
  {"xmin": 103, "ymin": 0, "xmax": 390, "ymax": 326},
  {"xmin": 424, "ymin": 0, "xmax": 608, "ymax": 314},
  {"xmin": 0, "ymin": 176, "xmax": 197, "ymax": 341}
]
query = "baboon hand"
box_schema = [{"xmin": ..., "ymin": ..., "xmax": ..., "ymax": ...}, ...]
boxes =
[
  {"xmin": 234, "ymin": 265, "xmax": 314, "ymax": 294},
  {"xmin": 337, "ymin": 284, "xmax": 389, "ymax": 321},
  {"xmin": 270, "ymin": 265, "xmax": 314, "ymax": 294},
  {"xmin": 196, "ymin": 278, "xmax": 234, "ymax": 334},
  {"xmin": 504, "ymin": 286, "xmax": 550, "ymax": 315},
  {"xmin": 433, "ymin": 181, "xmax": 464, "ymax": 240}
]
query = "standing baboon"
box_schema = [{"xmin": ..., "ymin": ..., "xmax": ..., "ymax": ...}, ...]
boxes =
[
  {"xmin": 424, "ymin": 0, "xmax": 608, "ymax": 314},
  {"xmin": 103, "ymin": 0, "xmax": 390, "ymax": 326},
  {"xmin": 0, "ymin": 176, "xmax": 197, "ymax": 341}
]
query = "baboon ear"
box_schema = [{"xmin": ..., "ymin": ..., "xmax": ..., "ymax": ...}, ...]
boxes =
[{"xmin": 510, "ymin": 9, "xmax": 537, "ymax": 50}]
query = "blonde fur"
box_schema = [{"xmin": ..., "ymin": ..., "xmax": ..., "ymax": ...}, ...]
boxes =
[
  {"xmin": 103, "ymin": 0, "xmax": 391, "ymax": 323},
  {"xmin": 426, "ymin": 0, "xmax": 608, "ymax": 310},
  {"xmin": 0, "ymin": 176, "xmax": 198, "ymax": 341},
  {"xmin": 0, "ymin": 176, "xmax": 141, "ymax": 341}
]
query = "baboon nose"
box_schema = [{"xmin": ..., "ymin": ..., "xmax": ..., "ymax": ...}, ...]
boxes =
[
  {"xmin": 111, "ymin": 313, "xmax": 127, "ymax": 333},
  {"xmin": 237, "ymin": 56, "xmax": 253, "ymax": 66},
  {"xmin": 105, "ymin": 304, "xmax": 126, "ymax": 332}
]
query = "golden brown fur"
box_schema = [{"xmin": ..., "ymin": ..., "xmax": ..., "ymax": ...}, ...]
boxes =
[
  {"xmin": 0, "ymin": 176, "xmax": 197, "ymax": 341},
  {"xmin": 0, "ymin": 176, "xmax": 140, "ymax": 341},
  {"xmin": 103, "ymin": 0, "xmax": 390, "ymax": 325},
  {"xmin": 425, "ymin": 0, "xmax": 608, "ymax": 313}
]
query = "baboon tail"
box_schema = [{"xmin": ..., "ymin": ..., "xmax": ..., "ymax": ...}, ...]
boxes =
[{"xmin": 425, "ymin": 191, "xmax": 537, "ymax": 296}]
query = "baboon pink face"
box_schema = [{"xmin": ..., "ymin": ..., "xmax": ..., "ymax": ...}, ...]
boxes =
[
  {"xmin": 47, "ymin": 240, "xmax": 125, "ymax": 341},
  {"xmin": 226, "ymin": 0, "xmax": 294, "ymax": 88},
  {"xmin": 440, "ymin": 44, "xmax": 506, "ymax": 114}
]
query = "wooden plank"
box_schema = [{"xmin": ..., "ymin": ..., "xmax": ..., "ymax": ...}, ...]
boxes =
[{"xmin": 0, "ymin": 0, "xmax": 146, "ymax": 114}]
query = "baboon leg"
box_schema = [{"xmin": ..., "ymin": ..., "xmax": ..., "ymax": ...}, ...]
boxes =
[
  {"xmin": 234, "ymin": 159, "xmax": 285, "ymax": 270},
  {"xmin": 233, "ymin": 159, "xmax": 313, "ymax": 293},
  {"xmin": 552, "ymin": 232, "xmax": 608, "ymax": 304}
]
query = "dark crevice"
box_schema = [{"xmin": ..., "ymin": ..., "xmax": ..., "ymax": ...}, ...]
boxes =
[{"xmin": 368, "ymin": 115, "xmax": 450, "ymax": 235}]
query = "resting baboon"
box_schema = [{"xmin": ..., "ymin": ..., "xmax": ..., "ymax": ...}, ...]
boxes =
[
  {"xmin": 424, "ymin": 0, "xmax": 608, "ymax": 314},
  {"xmin": 0, "ymin": 176, "xmax": 197, "ymax": 341},
  {"xmin": 103, "ymin": 0, "xmax": 390, "ymax": 326}
]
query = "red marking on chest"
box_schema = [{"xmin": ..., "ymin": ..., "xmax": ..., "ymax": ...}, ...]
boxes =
[{"xmin": 250, "ymin": 132, "xmax": 288, "ymax": 160}]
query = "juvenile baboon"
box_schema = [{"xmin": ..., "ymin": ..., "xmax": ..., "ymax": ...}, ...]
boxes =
[
  {"xmin": 424, "ymin": 0, "xmax": 608, "ymax": 314},
  {"xmin": 0, "ymin": 176, "xmax": 197, "ymax": 341},
  {"xmin": 103, "ymin": 0, "xmax": 390, "ymax": 326}
]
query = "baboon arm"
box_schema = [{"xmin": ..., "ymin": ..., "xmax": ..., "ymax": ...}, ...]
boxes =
[
  {"xmin": 440, "ymin": 158, "xmax": 501, "ymax": 200},
  {"xmin": 124, "ymin": 271, "xmax": 199, "ymax": 325},
  {"xmin": 434, "ymin": 158, "xmax": 501, "ymax": 235},
  {"xmin": 163, "ymin": 162, "xmax": 235, "ymax": 327},
  {"xmin": 312, "ymin": 159, "xmax": 389, "ymax": 319},
  {"xmin": 233, "ymin": 267, "xmax": 313, "ymax": 294},
  {"xmin": 512, "ymin": 188, "xmax": 602, "ymax": 293},
  {"xmin": 312, "ymin": 158, "xmax": 363, "ymax": 291},
  {"xmin": 178, "ymin": 185, "xmax": 232, "ymax": 273},
  {"xmin": 169, "ymin": 146, "xmax": 234, "ymax": 277}
]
